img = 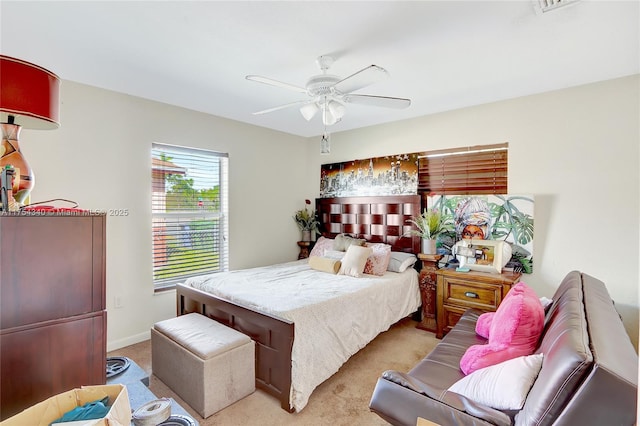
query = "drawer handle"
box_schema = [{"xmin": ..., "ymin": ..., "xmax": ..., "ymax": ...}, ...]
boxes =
[{"xmin": 464, "ymin": 291, "xmax": 479, "ymax": 299}]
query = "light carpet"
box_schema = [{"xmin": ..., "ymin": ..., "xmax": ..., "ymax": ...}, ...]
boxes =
[{"xmin": 108, "ymin": 317, "xmax": 438, "ymax": 426}]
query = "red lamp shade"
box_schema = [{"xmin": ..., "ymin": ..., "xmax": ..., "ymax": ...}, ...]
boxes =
[
  {"xmin": 0, "ymin": 55, "xmax": 60, "ymax": 129},
  {"xmin": 0, "ymin": 55, "xmax": 60, "ymax": 207}
]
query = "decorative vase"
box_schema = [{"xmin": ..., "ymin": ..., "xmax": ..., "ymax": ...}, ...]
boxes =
[
  {"xmin": 1, "ymin": 124, "xmax": 34, "ymax": 205},
  {"xmin": 301, "ymin": 230, "xmax": 311, "ymax": 242},
  {"xmin": 422, "ymin": 238, "xmax": 437, "ymax": 255}
]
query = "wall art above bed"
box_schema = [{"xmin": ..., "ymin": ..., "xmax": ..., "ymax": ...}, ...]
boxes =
[{"xmin": 320, "ymin": 153, "xmax": 419, "ymax": 198}]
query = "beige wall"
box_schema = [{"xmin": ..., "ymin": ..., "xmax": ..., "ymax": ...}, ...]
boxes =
[
  {"xmin": 20, "ymin": 75, "xmax": 639, "ymax": 351},
  {"xmin": 23, "ymin": 81, "xmax": 315, "ymax": 350},
  {"xmin": 309, "ymin": 75, "xmax": 639, "ymax": 349}
]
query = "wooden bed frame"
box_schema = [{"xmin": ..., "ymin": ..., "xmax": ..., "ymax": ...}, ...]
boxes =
[{"xmin": 176, "ymin": 195, "xmax": 421, "ymax": 411}]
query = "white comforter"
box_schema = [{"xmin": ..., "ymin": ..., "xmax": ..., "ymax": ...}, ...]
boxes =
[{"xmin": 184, "ymin": 259, "xmax": 420, "ymax": 412}]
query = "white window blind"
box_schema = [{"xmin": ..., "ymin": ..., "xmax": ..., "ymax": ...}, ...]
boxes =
[{"xmin": 151, "ymin": 143, "xmax": 229, "ymax": 291}]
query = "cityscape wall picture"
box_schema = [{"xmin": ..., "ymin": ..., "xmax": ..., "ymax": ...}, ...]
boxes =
[{"xmin": 320, "ymin": 153, "xmax": 419, "ymax": 197}]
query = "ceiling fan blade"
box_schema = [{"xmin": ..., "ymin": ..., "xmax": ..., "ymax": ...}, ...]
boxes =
[
  {"xmin": 333, "ymin": 65, "xmax": 389, "ymax": 94},
  {"xmin": 246, "ymin": 75, "xmax": 307, "ymax": 94},
  {"xmin": 343, "ymin": 94, "xmax": 411, "ymax": 109},
  {"xmin": 253, "ymin": 100, "xmax": 310, "ymax": 115}
]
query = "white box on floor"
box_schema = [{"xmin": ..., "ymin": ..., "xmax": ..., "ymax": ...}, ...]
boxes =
[{"xmin": 151, "ymin": 313, "xmax": 255, "ymax": 418}]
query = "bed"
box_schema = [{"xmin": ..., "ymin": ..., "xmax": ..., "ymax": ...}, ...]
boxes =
[{"xmin": 175, "ymin": 195, "xmax": 422, "ymax": 412}]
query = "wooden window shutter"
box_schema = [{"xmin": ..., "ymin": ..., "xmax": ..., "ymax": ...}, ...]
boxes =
[{"xmin": 418, "ymin": 143, "xmax": 508, "ymax": 195}]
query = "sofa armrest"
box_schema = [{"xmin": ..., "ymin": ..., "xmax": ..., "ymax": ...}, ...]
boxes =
[{"xmin": 382, "ymin": 370, "xmax": 512, "ymax": 426}]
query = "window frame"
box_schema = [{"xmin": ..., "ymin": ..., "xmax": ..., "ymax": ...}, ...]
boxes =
[{"xmin": 151, "ymin": 142, "xmax": 229, "ymax": 292}]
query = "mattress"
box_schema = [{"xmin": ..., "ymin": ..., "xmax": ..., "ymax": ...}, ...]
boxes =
[{"xmin": 184, "ymin": 259, "xmax": 420, "ymax": 411}]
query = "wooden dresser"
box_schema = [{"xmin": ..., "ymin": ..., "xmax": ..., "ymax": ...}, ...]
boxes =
[
  {"xmin": 435, "ymin": 268, "xmax": 521, "ymax": 338},
  {"xmin": 0, "ymin": 213, "xmax": 106, "ymax": 420}
]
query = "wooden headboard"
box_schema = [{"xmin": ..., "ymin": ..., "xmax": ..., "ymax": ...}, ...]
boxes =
[{"xmin": 316, "ymin": 195, "xmax": 421, "ymax": 254}]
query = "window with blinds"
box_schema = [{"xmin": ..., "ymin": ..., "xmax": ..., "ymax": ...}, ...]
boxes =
[
  {"xmin": 151, "ymin": 143, "xmax": 229, "ymax": 291},
  {"xmin": 418, "ymin": 143, "xmax": 508, "ymax": 195}
]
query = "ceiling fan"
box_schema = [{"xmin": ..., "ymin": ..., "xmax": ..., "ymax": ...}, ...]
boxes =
[{"xmin": 246, "ymin": 56, "xmax": 411, "ymax": 126}]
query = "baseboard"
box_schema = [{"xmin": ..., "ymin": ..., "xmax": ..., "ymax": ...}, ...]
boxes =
[{"xmin": 107, "ymin": 330, "xmax": 150, "ymax": 352}]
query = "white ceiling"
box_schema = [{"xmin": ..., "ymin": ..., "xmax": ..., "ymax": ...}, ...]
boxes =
[{"xmin": 1, "ymin": 1, "xmax": 638, "ymax": 138}]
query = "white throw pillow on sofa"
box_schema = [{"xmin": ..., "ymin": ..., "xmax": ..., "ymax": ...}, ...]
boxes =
[{"xmin": 448, "ymin": 353, "xmax": 543, "ymax": 410}]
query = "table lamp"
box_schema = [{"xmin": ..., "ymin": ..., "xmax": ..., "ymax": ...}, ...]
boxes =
[{"xmin": 0, "ymin": 55, "xmax": 60, "ymax": 206}]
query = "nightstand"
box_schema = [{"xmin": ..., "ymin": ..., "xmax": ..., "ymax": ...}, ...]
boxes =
[
  {"xmin": 297, "ymin": 241, "xmax": 313, "ymax": 259},
  {"xmin": 416, "ymin": 253, "xmax": 443, "ymax": 332},
  {"xmin": 435, "ymin": 269, "xmax": 521, "ymax": 338}
]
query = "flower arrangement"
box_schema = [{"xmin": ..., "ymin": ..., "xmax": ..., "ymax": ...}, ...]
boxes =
[
  {"xmin": 293, "ymin": 199, "xmax": 319, "ymax": 232},
  {"xmin": 407, "ymin": 207, "xmax": 453, "ymax": 240}
]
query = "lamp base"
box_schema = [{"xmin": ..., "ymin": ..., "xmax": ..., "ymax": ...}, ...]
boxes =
[{"xmin": 1, "ymin": 123, "xmax": 34, "ymax": 205}]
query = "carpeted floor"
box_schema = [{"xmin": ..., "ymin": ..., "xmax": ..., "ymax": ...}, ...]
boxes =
[{"xmin": 108, "ymin": 317, "xmax": 438, "ymax": 426}]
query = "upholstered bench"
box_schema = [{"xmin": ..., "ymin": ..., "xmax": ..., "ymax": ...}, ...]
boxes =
[{"xmin": 151, "ymin": 313, "xmax": 255, "ymax": 418}]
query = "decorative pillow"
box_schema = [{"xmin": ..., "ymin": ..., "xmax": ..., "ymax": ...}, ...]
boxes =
[
  {"xmin": 308, "ymin": 256, "xmax": 341, "ymax": 274},
  {"xmin": 460, "ymin": 282, "xmax": 545, "ymax": 375},
  {"xmin": 476, "ymin": 298, "xmax": 552, "ymax": 340},
  {"xmin": 338, "ymin": 245, "xmax": 373, "ymax": 278},
  {"xmin": 449, "ymin": 353, "xmax": 544, "ymax": 410},
  {"xmin": 333, "ymin": 233, "xmax": 366, "ymax": 251},
  {"xmin": 309, "ymin": 236, "xmax": 333, "ymax": 257},
  {"xmin": 386, "ymin": 252, "xmax": 417, "ymax": 273},
  {"xmin": 363, "ymin": 243, "xmax": 392, "ymax": 276},
  {"xmin": 475, "ymin": 311, "xmax": 495, "ymax": 339}
]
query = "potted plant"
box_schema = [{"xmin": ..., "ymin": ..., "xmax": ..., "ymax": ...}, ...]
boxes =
[
  {"xmin": 407, "ymin": 207, "xmax": 453, "ymax": 254},
  {"xmin": 293, "ymin": 199, "xmax": 319, "ymax": 242}
]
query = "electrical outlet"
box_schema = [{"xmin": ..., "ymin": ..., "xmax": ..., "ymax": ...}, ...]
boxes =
[{"xmin": 114, "ymin": 296, "xmax": 123, "ymax": 309}]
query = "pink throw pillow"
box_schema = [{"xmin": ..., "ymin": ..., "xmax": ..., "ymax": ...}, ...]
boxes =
[
  {"xmin": 309, "ymin": 236, "xmax": 333, "ymax": 258},
  {"xmin": 363, "ymin": 243, "xmax": 392, "ymax": 276},
  {"xmin": 475, "ymin": 311, "xmax": 495, "ymax": 339},
  {"xmin": 460, "ymin": 282, "xmax": 545, "ymax": 375}
]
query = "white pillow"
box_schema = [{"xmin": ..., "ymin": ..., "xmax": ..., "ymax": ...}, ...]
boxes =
[
  {"xmin": 448, "ymin": 353, "xmax": 543, "ymax": 410},
  {"xmin": 387, "ymin": 252, "xmax": 417, "ymax": 273},
  {"xmin": 324, "ymin": 249, "xmax": 346, "ymax": 260},
  {"xmin": 338, "ymin": 245, "xmax": 373, "ymax": 278}
]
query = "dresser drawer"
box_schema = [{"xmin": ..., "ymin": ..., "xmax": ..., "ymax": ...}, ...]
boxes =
[
  {"xmin": 442, "ymin": 278, "xmax": 501, "ymax": 310},
  {"xmin": 436, "ymin": 269, "xmax": 521, "ymax": 339},
  {"xmin": 440, "ymin": 304, "xmax": 468, "ymax": 336}
]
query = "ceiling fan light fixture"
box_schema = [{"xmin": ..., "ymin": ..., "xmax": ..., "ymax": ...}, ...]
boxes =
[
  {"xmin": 328, "ymin": 100, "xmax": 346, "ymax": 120},
  {"xmin": 248, "ymin": 56, "xmax": 411, "ymax": 126},
  {"xmin": 322, "ymin": 106, "xmax": 337, "ymax": 126},
  {"xmin": 300, "ymin": 103, "xmax": 319, "ymax": 121}
]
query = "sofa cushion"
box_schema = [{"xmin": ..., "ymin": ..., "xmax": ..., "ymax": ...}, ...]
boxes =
[
  {"xmin": 448, "ymin": 353, "xmax": 543, "ymax": 410},
  {"xmin": 460, "ymin": 282, "xmax": 545, "ymax": 375},
  {"xmin": 408, "ymin": 310, "xmax": 485, "ymax": 390}
]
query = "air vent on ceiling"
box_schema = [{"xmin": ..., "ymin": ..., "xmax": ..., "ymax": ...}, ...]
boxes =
[{"xmin": 536, "ymin": 0, "xmax": 581, "ymax": 13}]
